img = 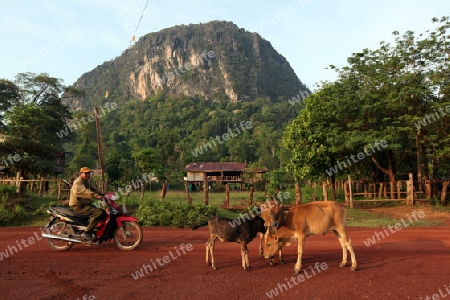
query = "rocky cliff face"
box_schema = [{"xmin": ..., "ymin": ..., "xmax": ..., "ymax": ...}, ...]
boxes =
[{"xmin": 69, "ymin": 21, "xmax": 309, "ymax": 110}]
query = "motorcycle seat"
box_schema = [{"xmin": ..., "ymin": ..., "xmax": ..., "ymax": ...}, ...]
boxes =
[{"xmin": 50, "ymin": 206, "xmax": 90, "ymax": 221}]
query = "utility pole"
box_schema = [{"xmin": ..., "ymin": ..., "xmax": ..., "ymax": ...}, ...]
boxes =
[{"xmin": 94, "ymin": 107, "xmax": 106, "ymax": 190}]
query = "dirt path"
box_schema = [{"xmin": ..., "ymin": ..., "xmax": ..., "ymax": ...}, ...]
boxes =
[
  {"xmin": 1, "ymin": 212, "xmax": 450, "ymax": 300},
  {"xmin": 364, "ymin": 204, "xmax": 450, "ymax": 225}
]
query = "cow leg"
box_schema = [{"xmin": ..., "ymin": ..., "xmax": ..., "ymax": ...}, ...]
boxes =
[
  {"xmin": 334, "ymin": 231, "xmax": 348, "ymax": 267},
  {"xmin": 206, "ymin": 238, "xmax": 211, "ymax": 266},
  {"xmin": 259, "ymin": 232, "xmax": 264, "ymax": 257},
  {"xmin": 206, "ymin": 236, "xmax": 217, "ymax": 270},
  {"xmin": 278, "ymin": 249, "xmax": 285, "ymax": 264},
  {"xmin": 294, "ymin": 237, "xmax": 305, "ymax": 274},
  {"xmin": 344, "ymin": 234, "xmax": 357, "ymax": 271},
  {"xmin": 335, "ymin": 229, "xmax": 357, "ymax": 271},
  {"xmin": 210, "ymin": 237, "xmax": 217, "ymax": 270},
  {"xmin": 241, "ymin": 241, "xmax": 249, "ymax": 270}
]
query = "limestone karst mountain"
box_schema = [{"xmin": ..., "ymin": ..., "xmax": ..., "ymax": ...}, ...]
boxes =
[{"xmin": 68, "ymin": 20, "xmax": 309, "ymax": 110}]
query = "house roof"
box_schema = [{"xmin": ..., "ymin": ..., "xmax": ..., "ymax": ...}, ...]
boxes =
[{"xmin": 184, "ymin": 162, "xmax": 247, "ymax": 172}]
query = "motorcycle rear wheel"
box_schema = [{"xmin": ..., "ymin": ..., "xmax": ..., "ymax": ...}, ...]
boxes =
[
  {"xmin": 114, "ymin": 221, "xmax": 143, "ymax": 250},
  {"xmin": 46, "ymin": 220, "xmax": 74, "ymax": 251}
]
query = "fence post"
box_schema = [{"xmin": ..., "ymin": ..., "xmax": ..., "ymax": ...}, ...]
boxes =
[
  {"xmin": 322, "ymin": 181, "xmax": 328, "ymax": 201},
  {"xmin": 311, "ymin": 182, "xmax": 316, "ymax": 201},
  {"xmin": 407, "ymin": 173, "xmax": 414, "ymax": 205},
  {"xmin": 140, "ymin": 181, "xmax": 145, "ymax": 201},
  {"xmin": 225, "ymin": 184, "xmax": 230, "ymax": 205},
  {"xmin": 39, "ymin": 177, "xmax": 44, "ymax": 197},
  {"xmin": 248, "ymin": 185, "xmax": 254, "ymax": 205},
  {"xmin": 15, "ymin": 172, "xmax": 20, "ymax": 193},
  {"xmin": 441, "ymin": 181, "xmax": 449, "ymax": 206},
  {"xmin": 57, "ymin": 179, "xmax": 62, "ymax": 199},
  {"xmin": 347, "ymin": 175, "xmax": 353, "ymax": 208},
  {"xmin": 425, "ymin": 180, "xmax": 431, "ymax": 199},
  {"xmin": 344, "ymin": 182, "xmax": 349, "ymax": 203}
]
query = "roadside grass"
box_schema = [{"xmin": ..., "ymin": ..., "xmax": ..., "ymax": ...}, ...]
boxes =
[{"xmin": 346, "ymin": 208, "xmax": 444, "ymax": 227}]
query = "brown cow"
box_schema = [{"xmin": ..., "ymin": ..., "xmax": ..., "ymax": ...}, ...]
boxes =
[
  {"xmin": 192, "ymin": 215, "xmax": 266, "ymax": 270},
  {"xmin": 259, "ymin": 200, "xmax": 285, "ymax": 265},
  {"xmin": 263, "ymin": 201, "xmax": 357, "ymax": 273}
]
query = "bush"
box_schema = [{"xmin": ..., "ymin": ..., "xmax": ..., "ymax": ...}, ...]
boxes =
[
  {"xmin": 0, "ymin": 186, "xmax": 28, "ymax": 226},
  {"xmin": 0, "ymin": 185, "xmax": 56, "ymax": 226},
  {"xmin": 135, "ymin": 200, "xmax": 218, "ymax": 228}
]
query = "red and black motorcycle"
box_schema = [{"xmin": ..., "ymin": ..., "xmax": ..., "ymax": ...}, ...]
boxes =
[{"xmin": 42, "ymin": 192, "xmax": 143, "ymax": 251}]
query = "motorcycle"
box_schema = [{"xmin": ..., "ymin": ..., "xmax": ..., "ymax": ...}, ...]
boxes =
[{"xmin": 42, "ymin": 192, "xmax": 143, "ymax": 251}]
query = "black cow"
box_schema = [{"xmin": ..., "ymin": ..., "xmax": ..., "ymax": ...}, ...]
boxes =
[{"xmin": 192, "ymin": 215, "xmax": 266, "ymax": 270}]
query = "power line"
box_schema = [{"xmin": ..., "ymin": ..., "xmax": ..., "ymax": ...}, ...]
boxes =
[
  {"xmin": 105, "ymin": 0, "xmax": 150, "ymax": 99},
  {"xmin": 130, "ymin": 0, "xmax": 150, "ymax": 45}
]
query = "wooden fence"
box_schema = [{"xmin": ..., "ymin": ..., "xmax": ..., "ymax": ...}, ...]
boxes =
[
  {"xmin": 0, "ymin": 173, "xmax": 71, "ymax": 199},
  {"xmin": 4, "ymin": 172, "xmax": 449, "ymax": 208},
  {"xmin": 342, "ymin": 173, "xmax": 449, "ymax": 207}
]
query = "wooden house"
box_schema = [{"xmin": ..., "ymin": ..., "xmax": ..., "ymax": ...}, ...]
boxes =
[{"xmin": 184, "ymin": 162, "xmax": 267, "ymax": 191}]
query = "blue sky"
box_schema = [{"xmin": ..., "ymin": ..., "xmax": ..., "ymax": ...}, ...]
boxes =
[{"xmin": 1, "ymin": 0, "xmax": 449, "ymax": 91}]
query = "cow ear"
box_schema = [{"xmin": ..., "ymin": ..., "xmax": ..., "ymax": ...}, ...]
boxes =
[{"xmin": 274, "ymin": 235, "xmax": 279, "ymax": 241}]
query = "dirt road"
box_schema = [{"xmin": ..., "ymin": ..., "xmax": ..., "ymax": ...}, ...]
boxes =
[{"xmin": 1, "ymin": 217, "xmax": 450, "ymax": 300}]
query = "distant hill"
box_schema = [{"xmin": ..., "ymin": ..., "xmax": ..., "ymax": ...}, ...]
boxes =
[{"xmin": 67, "ymin": 20, "xmax": 309, "ymax": 110}]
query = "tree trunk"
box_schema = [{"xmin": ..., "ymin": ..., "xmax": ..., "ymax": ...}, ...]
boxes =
[
  {"xmin": 203, "ymin": 173, "xmax": 209, "ymax": 206},
  {"xmin": 371, "ymin": 151, "xmax": 396, "ymax": 198},
  {"xmin": 248, "ymin": 185, "xmax": 254, "ymax": 205},
  {"xmin": 331, "ymin": 175, "xmax": 336, "ymax": 201},
  {"xmin": 416, "ymin": 133, "xmax": 423, "ymax": 192},
  {"xmin": 388, "ymin": 171, "xmax": 396, "ymax": 200},
  {"xmin": 295, "ymin": 182, "xmax": 302, "ymax": 204},
  {"xmin": 160, "ymin": 182, "xmax": 167, "ymax": 201},
  {"xmin": 432, "ymin": 158, "xmax": 438, "ymax": 197}
]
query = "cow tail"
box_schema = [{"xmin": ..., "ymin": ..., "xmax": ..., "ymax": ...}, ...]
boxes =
[{"xmin": 192, "ymin": 221, "xmax": 209, "ymax": 230}]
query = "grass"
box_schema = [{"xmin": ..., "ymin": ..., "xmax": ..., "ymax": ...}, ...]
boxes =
[{"xmin": 346, "ymin": 208, "xmax": 444, "ymax": 227}]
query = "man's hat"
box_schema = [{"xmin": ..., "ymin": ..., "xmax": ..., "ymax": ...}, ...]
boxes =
[{"xmin": 80, "ymin": 167, "xmax": 91, "ymax": 173}]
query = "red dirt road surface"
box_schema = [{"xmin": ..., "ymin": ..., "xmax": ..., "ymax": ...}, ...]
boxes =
[{"xmin": 1, "ymin": 215, "xmax": 450, "ymax": 299}]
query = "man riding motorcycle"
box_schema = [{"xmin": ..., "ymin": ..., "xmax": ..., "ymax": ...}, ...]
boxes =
[{"xmin": 69, "ymin": 167, "xmax": 106, "ymax": 240}]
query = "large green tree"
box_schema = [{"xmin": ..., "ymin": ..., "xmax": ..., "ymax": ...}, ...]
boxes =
[
  {"xmin": 0, "ymin": 73, "xmax": 73, "ymax": 178},
  {"xmin": 283, "ymin": 16, "xmax": 450, "ymax": 192}
]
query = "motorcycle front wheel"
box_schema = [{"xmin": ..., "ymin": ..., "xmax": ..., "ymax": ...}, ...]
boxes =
[
  {"xmin": 114, "ymin": 221, "xmax": 143, "ymax": 250},
  {"xmin": 46, "ymin": 220, "xmax": 74, "ymax": 251}
]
